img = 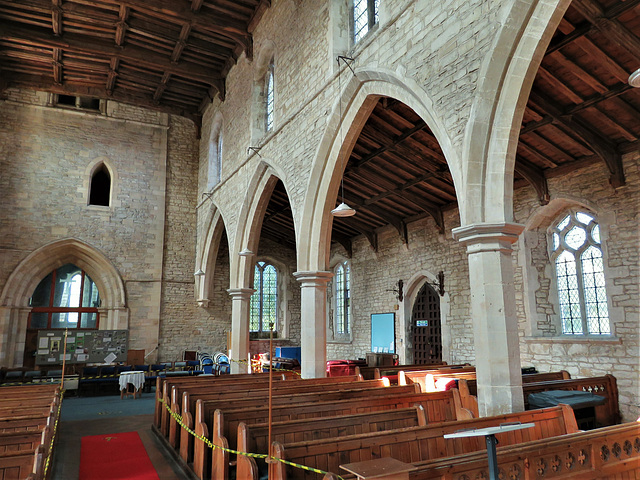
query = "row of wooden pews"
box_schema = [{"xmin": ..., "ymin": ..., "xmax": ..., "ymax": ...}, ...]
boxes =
[
  {"xmin": 152, "ymin": 366, "xmax": 636, "ymax": 480},
  {"xmin": 0, "ymin": 384, "xmax": 61, "ymax": 480},
  {"xmin": 152, "ymin": 371, "xmax": 472, "ymax": 479}
]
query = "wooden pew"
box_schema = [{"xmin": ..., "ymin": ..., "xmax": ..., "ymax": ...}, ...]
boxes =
[
  {"xmin": 355, "ymin": 362, "xmax": 453, "ymax": 380},
  {"xmin": 0, "ymin": 444, "xmax": 45, "ymax": 480},
  {"xmin": 459, "ymin": 374, "xmax": 620, "ymax": 426},
  {"xmin": 380, "ymin": 421, "xmax": 640, "ymax": 480},
  {"xmin": 234, "ymin": 407, "xmax": 428, "ymax": 480},
  {"xmin": 264, "ymin": 405, "xmax": 580, "ymax": 480}
]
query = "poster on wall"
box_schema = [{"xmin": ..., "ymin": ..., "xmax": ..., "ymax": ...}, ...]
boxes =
[
  {"xmin": 371, "ymin": 313, "xmax": 395, "ymax": 354},
  {"xmin": 35, "ymin": 330, "xmax": 128, "ymax": 365}
]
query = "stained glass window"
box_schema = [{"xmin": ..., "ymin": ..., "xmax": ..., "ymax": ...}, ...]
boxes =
[
  {"xmin": 28, "ymin": 264, "xmax": 100, "ymax": 330},
  {"xmin": 550, "ymin": 211, "xmax": 610, "ymax": 335},
  {"xmin": 353, "ymin": 0, "xmax": 379, "ymax": 43},
  {"xmin": 335, "ymin": 262, "xmax": 351, "ymax": 335},
  {"xmin": 250, "ymin": 261, "xmax": 278, "ymax": 333}
]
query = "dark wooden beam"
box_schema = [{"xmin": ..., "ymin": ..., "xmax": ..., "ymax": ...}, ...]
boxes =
[
  {"xmin": 106, "ymin": 57, "xmax": 119, "ymax": 94},
  {"xmin": 515, "ymin": 157, "xmax": 550, "ymax": 205},
  {"xmin": 52, "ymin": 47, "xmax": 61, "ymax": 84},
  {"xmin": 5, "ymin": 72, "xmax": 201, "ymax": 125},
  {"xmin": 190, "ymin": 0, "xmax": 204, "ymax": 13},
  {"xmin": 330, "ymin": 232, "xmax": 353, "ymax": 258},
  {"xmin": 115, "ymin": 5, "xmax": 129, "ymax": 46},
  {"xmin": 171, "ymin": 23, "xmax": 191, "ymax": 63},
  {"xmin": 153, "ymin": 72, "xmax": 170, "ymax": 102},
  {"xmin": 571, "ymin": 0, "xmax": 640, "ymax": 63},
  {"xmin": 51, "ymin": 0, "xmax": 62, "ymax": 36},
  {"xmin": 395, "ymin": 190, "xmax": 445, "ymax": 233},
  {"xmin": 0, "ymin": 24, "xmax": 224, "ymax": 87},
  {"xmin": 529, "ymin": 90, "xmax": 625, "ymax": 187},
  {"xmin": 359, "ymin": 202, "xmax": 408, "ymax": 245}
]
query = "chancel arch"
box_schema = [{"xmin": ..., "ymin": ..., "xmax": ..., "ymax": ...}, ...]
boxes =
[{"xmin": 0, "ymin": 238, "xmax": 127, "ymax": 368}]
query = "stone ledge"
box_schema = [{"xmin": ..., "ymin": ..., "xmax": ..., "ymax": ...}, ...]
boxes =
[{"xmin": 523, "ymin": 336, "xmax": 622, "ymax": 345}]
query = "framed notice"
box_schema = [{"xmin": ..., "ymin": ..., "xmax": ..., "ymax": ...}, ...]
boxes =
[
  {"xmin": 371, "ymin": 313, "xmax": 395, "ymax": 354},
  {"xmin": 35, "ymin": 330, "xmax": 128, "ymax": 365}
]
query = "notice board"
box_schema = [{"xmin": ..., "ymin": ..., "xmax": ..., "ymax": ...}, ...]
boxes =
[
  {"xmin": 35, "ymin": 330, "xmax": 128, "ymax": 366},
  {"xmin": 370, "ymin": 313, "xmax": 395, "ymax": 353}
]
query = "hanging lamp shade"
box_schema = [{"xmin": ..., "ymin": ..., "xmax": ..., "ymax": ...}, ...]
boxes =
[
  {"xmin": 629, "ymin": 68, "xmax": 640, "ymax": 87},
  {"xmin": 331, "ymin": 202, "xmax": 356, "ymax": 217},
  {"xmin": 193, "ymin": 268, "xmax": 205, "ymax": 276},
  {"xmin": 238, "ymin": 248, "xmax": 255, "ymax": 256}
]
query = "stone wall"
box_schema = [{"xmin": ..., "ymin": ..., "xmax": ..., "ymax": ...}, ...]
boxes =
[
  {"xmin": 0, "ymin": 90, "xmax": 204, "ymax": 363},
  {"xmin": 513, "ymin": 154, "xmax": 640, "ymax": 422}
]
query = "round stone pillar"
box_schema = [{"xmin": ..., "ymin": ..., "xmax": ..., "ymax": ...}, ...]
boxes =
[
  {"xmin": 227, "ymin": 288, "xmax": 255, "ymax": 374},
  {"xmin": 452, "ymin": 222, "xmax": 525, "ymax": 416},
  {"xmin": 293, "ymin": 271, "xmax": 333, "ymax": 379}
]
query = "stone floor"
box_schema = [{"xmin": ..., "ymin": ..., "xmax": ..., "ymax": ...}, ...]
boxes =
[{"xmin": 51, "ymin": 391, "xmax": 189, "ymax": 479}]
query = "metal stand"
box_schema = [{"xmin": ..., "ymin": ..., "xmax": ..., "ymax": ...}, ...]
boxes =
[{"xmin": 485, "ymin": 434, "xmax": 499, "ymax": 480}]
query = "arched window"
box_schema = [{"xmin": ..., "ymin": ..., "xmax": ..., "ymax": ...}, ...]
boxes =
[
  {"xmin": 29, "ymin": 264, "xmax": 100, "ymax": 330},
  {"xmin": 353, "ymin": 0, "xmax": 379, "ymax": 43},
  {"xmin": 334, "ymin": 261, "xmax": 351, "ymax": 335},
  {"xmin": 265, "ymin": 61, "xmax": 275, "ymax": 132},
  {"xmin": 250, "ymin": 261, "xmax": 278, "ymax": 333},
  {"xmin": 208, "ymin": 124, "xmax": 222, "ymax": 188},
  {"xmin": 550, "ymin": 211, "xmax": 610, "ymax": 335},
  {"xmin": 89, "ymin": 163, "xmax": 111, "ymax": 206}
]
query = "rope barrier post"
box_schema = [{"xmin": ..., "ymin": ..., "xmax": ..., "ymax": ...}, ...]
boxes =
[
  {"xmin": 267, "ymin": 320, "xmax": 275, "ymax": 465},
  {"xmin": 61, "ymin": 327, "xmax": 68, "ymax": 387}
]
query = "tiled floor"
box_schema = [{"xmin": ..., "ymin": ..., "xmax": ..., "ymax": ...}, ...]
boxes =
[{"xmin": 51, "ymin": 391, "xmax": 189, "ymax": 479}]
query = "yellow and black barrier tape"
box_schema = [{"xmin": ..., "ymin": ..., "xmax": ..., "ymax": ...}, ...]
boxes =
[
  {"xmin": 159, "ymin": 397, "xmax": 342, "ymax": 479},
  {"xmin": 228, "ymin": 357, "xmax": 302, "ymax": 377},
  {"xmin": 43, "ymin": 388, "xmax": 64, "ymax": 477}
]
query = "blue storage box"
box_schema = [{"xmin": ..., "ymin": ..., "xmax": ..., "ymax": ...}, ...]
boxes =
[{"xmin": 275, "ymin": 347, "xmax": 301, "ymax": 363}]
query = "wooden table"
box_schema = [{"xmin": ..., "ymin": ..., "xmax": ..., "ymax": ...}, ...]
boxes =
[{"xmin": 119, "ymin": 370, "xmax": 145, "ymax": 399}]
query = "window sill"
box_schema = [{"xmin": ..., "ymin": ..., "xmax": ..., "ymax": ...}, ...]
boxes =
[
  {"xmin": 87, "ymin": 205, "xmax": 111, "ymax": 212},
  {"xmin": 524, "ymin": 335, "xmax": 621, "ymax": 345},
  {"xmin": 328, "ymin": 338, "xmax": 352, "ymax": 345}
]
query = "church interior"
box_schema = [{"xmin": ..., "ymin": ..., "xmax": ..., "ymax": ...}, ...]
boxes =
[{"xmin": 0, "ymin": 0, "xmax": 639, "ymax": 478}]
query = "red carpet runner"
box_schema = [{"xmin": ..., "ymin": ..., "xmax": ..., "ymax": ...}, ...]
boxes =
[{"xmin": 79, "ymin": 431, "xmax": 160, "ymax": 480}]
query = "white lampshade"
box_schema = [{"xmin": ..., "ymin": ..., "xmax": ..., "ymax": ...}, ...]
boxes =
[
  {"xmin": 238, "ymin": 248, "xmax": 255, "ymax": 256},
  {"xmin": 331, "ymin": 202, "xmax": 356, "ymax": 217},
  {"xmin": 193, "ymin": 269, "xmax": 205, "ymax": 276},
  {"xmin": 629, "ymin": 68, "xmax": 640, "ymax": 87}
]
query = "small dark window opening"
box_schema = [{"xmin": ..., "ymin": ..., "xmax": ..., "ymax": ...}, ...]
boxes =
[
  {"xmin": 78, "ymin": 96, "xmax": 101, "ymax": 110},
  {"xmin": 58, "ymin": 94, "xmax": 76, "ymax": 106},
  {"xmin": 89, "ymin": 165, "xmax": 111, "ymax": 206}
]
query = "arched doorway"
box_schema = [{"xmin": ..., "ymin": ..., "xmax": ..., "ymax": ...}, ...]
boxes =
[{"xmin": 411, "ymin": 282, "xmax": 442, "ymax": 364}]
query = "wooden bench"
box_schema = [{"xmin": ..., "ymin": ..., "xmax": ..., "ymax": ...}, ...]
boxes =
[
  {"xmin": 264, "ymin": 405, "xmax": 579, "ymax": 480},
  {"xmin": 355, "ymin": 362, "xmax": 456, "ymax": 380},
  {"xmin": 459, "ymin": 374, "xmax": 620, "ymax": 426},
  {"xmin": 234, "ymin": 407, "xmax": 428, "ymax": 480},
  {"xmin": 0, "ymin": 445, "xmax": 45, "ymax": 480},
  {"xmin": 382, "ymin": 421, "xmax": 640, "ymax": 480}
]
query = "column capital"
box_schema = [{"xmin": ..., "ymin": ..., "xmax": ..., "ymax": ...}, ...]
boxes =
[
  {"xmin": 226, "ymin": 288, "xmax": 255, "ymax": 299},
  {"xmin": 452, "ymin": 222, "xmax": 524, "ymax": 254},
  {"xmin": 293, "ymin": 271, "xmax": 333, "ymax": 286}
]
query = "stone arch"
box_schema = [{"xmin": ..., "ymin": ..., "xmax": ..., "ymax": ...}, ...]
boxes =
[
  {"xmin": 231, "ymin": 160, "xmax": 295, "ymax": 291},
  {"xmin": 84, "ymin": 156, "xmax": 119, "ymax": 208},
  {"xmin": 460, "ymin": 0, "xmax": 571, "ymax": 225},
  {"xmin": 196, "ymin": 205, "xmax": 230, "ymax": 305},
  {"xmin": 400, "ymin": 271, "xmax": 451, "ymax": 365},
  {"xmin": 0, "ymin": 238, "xmax": 127, "ymax": 367},
  {"xmin": 299, "ymin": 67, "xmax": 460, "ymax": 272}
]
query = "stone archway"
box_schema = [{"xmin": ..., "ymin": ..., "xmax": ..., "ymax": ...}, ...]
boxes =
[{"xmin": 0, "ymin": 238, "xmax": 127, "ymax": 367}]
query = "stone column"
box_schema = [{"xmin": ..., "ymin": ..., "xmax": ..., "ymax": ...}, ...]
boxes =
[
  {"xmin": 293, "ymin": 271, "xmax": 333, "ymax": 379},
  {"xmin": 452, "ymin": 222, "xmax": 525, "ymax": 416},
  {"xmin": 227, "ymin": 288, "xmax": 255, "ymax": 374}
]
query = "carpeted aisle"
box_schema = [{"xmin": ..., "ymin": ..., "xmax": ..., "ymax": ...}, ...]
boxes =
[{"xmin": 79, "ymin": 431, "xmax": 160, "ymax": 480}]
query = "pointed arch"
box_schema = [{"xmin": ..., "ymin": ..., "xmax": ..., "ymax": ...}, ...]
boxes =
[
  {"xmin": 0, "ymin": 238, "xmax": 127, "ymax": 367},
  {"xmin": 230, "ymin": 160, "xmax": 297, "ymax": 291},
  {"xmin": 195, "ymin": 206, "xmax": 230, "ymax": 304},
  {"xmin": 299, "ymin": 67, "xmax": 459, "ymax": 272},
  {"xmin": 400, "ymin": 271, "xmax": 451, "ymax": 365},
  {"xmin": 84, "ymin": 156, "xmax": 119, "ymax": 208},
  {"xmin": 460, "ymin": 0, "xmax": 571, "ymax": 226}
]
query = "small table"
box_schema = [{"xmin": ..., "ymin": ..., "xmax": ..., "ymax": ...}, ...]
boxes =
[
  {"xmin": 119, "ymin": 371, "xmax": 145, "ymax": 399},
  {"xmin": 444, "ymin": 423, "xmax": 535, "ymax": 480},
  {"xmin": 340, "ymin": 458, "xmax": 416, "ymax": 480}
]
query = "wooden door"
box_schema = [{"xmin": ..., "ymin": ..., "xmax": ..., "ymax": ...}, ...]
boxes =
[{"xmin": 411, "ymin": 282, "xmax": 442, "ymax": 364}]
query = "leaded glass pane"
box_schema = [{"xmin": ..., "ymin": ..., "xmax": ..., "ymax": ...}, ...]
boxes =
[
  {"xmin": 557, "ymin": 214, "xmax": 571, "ymax": 231},
  {"xmin": 31, "ymin": 272, "xmax": 53, "ymax": 307},
  {"xmin": 250, "ymin": 266, "xmax": 261, "ymax": 332},
  {"xmin": 576, "ymin": 212, "xmax": 593, "ymax": 225},
  {"xmin": 556, "ymin": 251, "xmax": 582, "ymax": 334},
  {"xmin": 592, "ymin": 224, "xmax": 601, "ymax": 244},
  {"xmin": 335, "ymin": 265, "xmax": 345, "ymax": 334},
  {"xmin": 52, "ymin": 312, "xmax": 78, "ymax": 329},
  {"xmin": 81, "ymin": 312, "xmax": 97, "ymax": 329},
  {"xmin": 262, "ymin": 265, "xmax": 277, "ymax": 331},
  {"xmin": 565, "ymin": 226, "xmax": 586, "ymax": 250},
  {"xmin": 552, "ymin": 233, "xmax": 559, "ymax": 251},
  {"xmin": 581, "ymin": 246, "xmax": 610, "ymax": 335},
  {"xmin": 345, "ymin": 264, "xmax": 351, "ymax": 334},
  {"xmin": 53, "ymin": 264, "xmax": 82, "ymax": 308},
  {"xmin": 265, "ymin": 68, "xmax": 274, "ymax": 131},
  {"xmin": 30, "ymin": 312, "xmax": 48, "ymax": 329},
  {"xmin": 82, "ymin": 273, "xmax": 100, "ymax": 307},
  {"xmin": 353, "ymin": 0, "xmax": 368, "ymax": 42}
]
